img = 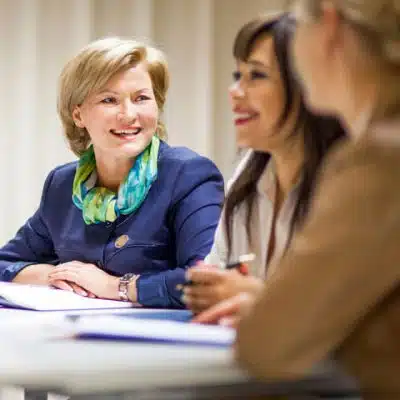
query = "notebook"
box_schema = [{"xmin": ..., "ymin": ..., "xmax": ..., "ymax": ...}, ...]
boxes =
[
  {"xmin": 0, "ymin": 282, "xmax": 136, "ymax": 311},
  {"xmin": 71, "ymin": 315, "xmax": 235, "ymax": 347}
]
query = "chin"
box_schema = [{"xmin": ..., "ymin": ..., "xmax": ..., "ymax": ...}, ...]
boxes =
[
  {"xmin": 236, "ymin": 131, "xmax": 254, "ymax": 148},
  {"xmin": 236, "ymin": 139, "xmax": 252, "ymax": 150},
  {"xmin": 123, "ymin": 146, "xmax": 148, "ymax": 159},
  {"xmin": 122, "ymin": 136, "xmax": 153, "ymax": 155},
  {"xmin": 303, "ymin": 90, "xmax": 332, "ymax": 115}
]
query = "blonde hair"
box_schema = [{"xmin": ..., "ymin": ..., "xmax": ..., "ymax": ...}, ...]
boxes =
[
  {"xmin": 295, "ymin": 0, "xmax": 400, "ymax": 119},
  {"xmin": 58, "ymin": 37, "xmax": 169, "ymax": 156}
]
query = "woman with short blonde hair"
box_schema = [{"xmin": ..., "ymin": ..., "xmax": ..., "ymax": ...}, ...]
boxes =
[
  {"xmin": 0, "ymin": 37, "xmax": 224, "ymax": 308},
  {"xmin": 58, "ymin": 37, "xmax": 169, "ymax": 156}
]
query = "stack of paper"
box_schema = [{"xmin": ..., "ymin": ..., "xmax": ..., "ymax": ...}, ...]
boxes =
[{"xmin": 0, "ymin": 282, "xmax": 135, "ymax": 311}]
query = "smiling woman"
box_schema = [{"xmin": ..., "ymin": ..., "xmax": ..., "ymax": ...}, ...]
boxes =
[
  {"xmin": 0, "ymin": 37, "xmax": 224, "ymax": 308},
  {"xmin": 71, "ymin": 63, "xmax": 160, "ymax": 194},
  {"xmin": 183, "ymin": 13, "xmax": 346, "ymax": 314}
]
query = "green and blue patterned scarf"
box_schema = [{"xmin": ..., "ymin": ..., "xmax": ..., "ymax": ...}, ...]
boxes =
[{"xmin": 72, "ymin": 136, "xmax": 160, "ymax": 225}]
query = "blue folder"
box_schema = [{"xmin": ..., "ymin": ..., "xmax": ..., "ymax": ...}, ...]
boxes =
[
  {"xmin": 117, "ymin": 310, "xmax": 193, "ymax": 322},
  {"xmin": 67, "ymin": 310, "xmax": 193, "ymax": 323},
  {"xmin": 70, "ymin": 311, "xmax": 234, "ymax": 347}
]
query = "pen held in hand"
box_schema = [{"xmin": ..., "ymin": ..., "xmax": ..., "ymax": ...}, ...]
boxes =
[{"xmin": 176, "ymin": 253, "xmax": 255, "ymax": 291}]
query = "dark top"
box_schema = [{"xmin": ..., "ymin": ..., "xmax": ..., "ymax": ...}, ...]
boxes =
[{"xmin": 0, "ymin": 141, "xmax": 224, "ymax": 308}]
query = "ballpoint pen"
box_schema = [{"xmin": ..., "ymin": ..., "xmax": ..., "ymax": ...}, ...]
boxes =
[{"xmin": 176, "ymin": 253, "xmax": 255, "ymax": 291}]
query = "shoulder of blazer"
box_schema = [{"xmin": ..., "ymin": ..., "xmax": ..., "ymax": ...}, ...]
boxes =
[
  {"xmin": 158, "ymin": 140, "xmax": 206, "ymax": 164},
  {"xmin": 158, "ymin": 141, "xmax": 221, "ymax": 179},
  {"xmin": 45, "ymin": 161, "xmax": 78, "ymax": 193}
]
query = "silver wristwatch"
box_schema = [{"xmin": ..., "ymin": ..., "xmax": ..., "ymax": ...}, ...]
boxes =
[{"xmin": 118, "ymin": 273, "xmax": 137, "ymax": 301}]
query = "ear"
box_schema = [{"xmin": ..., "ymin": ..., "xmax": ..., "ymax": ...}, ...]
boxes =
[{"xmin": 72, "ymin": 106, "xmax": 85, "ymax": 128}]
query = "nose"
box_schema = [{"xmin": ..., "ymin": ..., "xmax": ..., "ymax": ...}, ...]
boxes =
[
  {"xmin": 229, "ymin": 81, "xmax": 245, "ymax": 100},
  {"xmin": 117, "ymin": 100, "xmax": 137, "ymax": 124}
]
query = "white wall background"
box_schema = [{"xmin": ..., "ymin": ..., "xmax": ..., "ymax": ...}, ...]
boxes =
[{"xmin": 0, "ymin": 0, "xmax": 284, "ymax": 245}]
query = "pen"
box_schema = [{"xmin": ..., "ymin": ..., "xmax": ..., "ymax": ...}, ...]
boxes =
[{"xmin": 176, "ymin": 253, "xmax": 255, "ymax": 291}]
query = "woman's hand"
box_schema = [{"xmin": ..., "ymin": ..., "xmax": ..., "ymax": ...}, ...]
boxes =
[
  {"xmin": 182, "ymin": 261, "xmax": 263, "ymax": 314},
  {"xmin": 50, "ymin": 278, "xmax": 96, "ymax": 298},
  {"xmin": 12, "ymin": 263, "xmax": 95, "ymax": 298},
  {"xmin": 192, "ymin": 292, "xmax": 257, "ymax": 328},
  {"xmin": 48, "ymin": 261, "xmax": 119, "ymax": 300}
]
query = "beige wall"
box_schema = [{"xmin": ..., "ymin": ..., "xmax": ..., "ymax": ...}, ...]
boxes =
[{"xmin": 0, "ymin": 0, "xmax": 284, "ymax": 245}]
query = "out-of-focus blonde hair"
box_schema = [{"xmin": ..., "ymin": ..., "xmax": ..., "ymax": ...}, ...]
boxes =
[
  {"xmin": 58, "ymin": 37, "xmax": 169, "ymax": 156},
  {"xmin": 295, "ymin": 0, "xmax": 400, "ymax": 119}
]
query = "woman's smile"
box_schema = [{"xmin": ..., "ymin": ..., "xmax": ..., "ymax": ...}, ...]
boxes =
[{"xmin": 109, "ymin": 128, "xmax": 142, "ymax": 139}]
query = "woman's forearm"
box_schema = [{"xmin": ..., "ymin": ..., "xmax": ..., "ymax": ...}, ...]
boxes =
[{"xmin": 12, "ymin": 264, "xmax": 54, "ymax": 285}]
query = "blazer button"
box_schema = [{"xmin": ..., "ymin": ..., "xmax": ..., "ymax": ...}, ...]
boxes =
[{"xmin": 115, "ymin": 234, "xmax": 129, "ymax": 248}]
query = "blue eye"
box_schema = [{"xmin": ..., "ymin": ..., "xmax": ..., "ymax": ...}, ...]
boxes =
[
  {"xmin": 101, "ymin": 97, "xmax": 117, "ymax": 104},
  {"xmin": 232, "ymin": 71, "xmax": 241, "ymax": 81}
]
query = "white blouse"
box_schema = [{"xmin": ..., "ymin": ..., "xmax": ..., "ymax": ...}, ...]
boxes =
[{"xmin": 205, "ymin": 151, "xmax": 301, "ymax": 279}]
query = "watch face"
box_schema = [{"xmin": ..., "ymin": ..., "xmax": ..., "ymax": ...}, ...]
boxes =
[{"xmin": 122, "ymin": 273, "xmax": 135, "ymax": 282}]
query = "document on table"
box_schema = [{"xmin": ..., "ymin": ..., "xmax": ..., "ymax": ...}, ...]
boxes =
[
  {"xmin": 0, "ymin": 282, "xmax": 136, "ymax": 311},
  {"xmin": 71, "ymin": 315, "xmax": 235, "ymax": 347}
]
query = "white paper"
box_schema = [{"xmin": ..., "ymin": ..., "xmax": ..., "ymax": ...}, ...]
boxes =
[
  {"xmin": 73, "ymin": 315, "xmax": 236, "ymax": 346},
  {"xmin": 0, "ymin": 282, "xmax": 135, "ymax": 311}
]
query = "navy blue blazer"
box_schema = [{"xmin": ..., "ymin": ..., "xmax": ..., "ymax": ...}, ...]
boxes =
[{"xmin": 0, "ymin": 141, "xmax": 224, "ymax": 308}]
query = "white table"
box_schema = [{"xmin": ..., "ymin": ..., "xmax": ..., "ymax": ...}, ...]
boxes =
[
  {"xmin": 0, "ymin": 308, "xmax": 360, "ymax": 399},
  {"xmin": 0, "ymin": 307, "xmax": 186, "ymax": 400}
]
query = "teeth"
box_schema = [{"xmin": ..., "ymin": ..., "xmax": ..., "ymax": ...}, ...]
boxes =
[
  {"xmin": 111, "ymin": 129, "xmax": 141, "ymax": 135},
  {"xmin": 235, "ymin": 113, "xmax": 254, "ymax": 119}
]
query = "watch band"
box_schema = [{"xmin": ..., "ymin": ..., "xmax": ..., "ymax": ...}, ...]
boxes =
[{"xmin": 118, "ymin": 273, "xmax": 137, "ymax": 301}]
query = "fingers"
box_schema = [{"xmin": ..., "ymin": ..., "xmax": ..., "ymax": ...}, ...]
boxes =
[
  {"xmin": 219, "ymin": 316, "xmax": 239, "ymax": 328},
  {"xmin": 192, "ymin": 294, "xmax": 247, "ymax": 325},
  {"xmin": 184, "ymin": 283, "xmax": 220, "ymax": 299},
  {"xmin": 183, "ymin": 268, "xmax": 244, "ymax": 314},
  {"xmin": 48, "ymin": 269, "xmax": 87, "ymax": 296},
  {"xmin": 50, "ymin": 279, "xmax": 95, "ymax": 297},
  {"xmin": 186, "ymin": 266, "xmax": 226, "ymax": 285},
  {"xmin": 48, "ymin": 262, "xmax": 106, "ymax": 299},
  {"xmin": 48, "ymin": 262, "xmax": 101, "ymax": 285},
  {"xmin": 69, "ymin": 282, "xmax": 90, "ymax": 297},
  {"xmin": 50, "ymin": 279, "xmax": 74, "ymax": 292},
  {"xmin": 184, "ymin": 295, "xmax": 217, "ymax": 315},
  {"xmin": 48, "ymin": 269, "xmax": 79, "ymax": 284},
  {"xmin": 49, "ymin": 261, "xmax": 96, "ymax": 277},
  {"xmin": 183, "ymin": 268, "xmax": 239, "ymax": 314},
  {"xmin": 183, "ymin": 285, "xmax": 221, "ymax": 314}
]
